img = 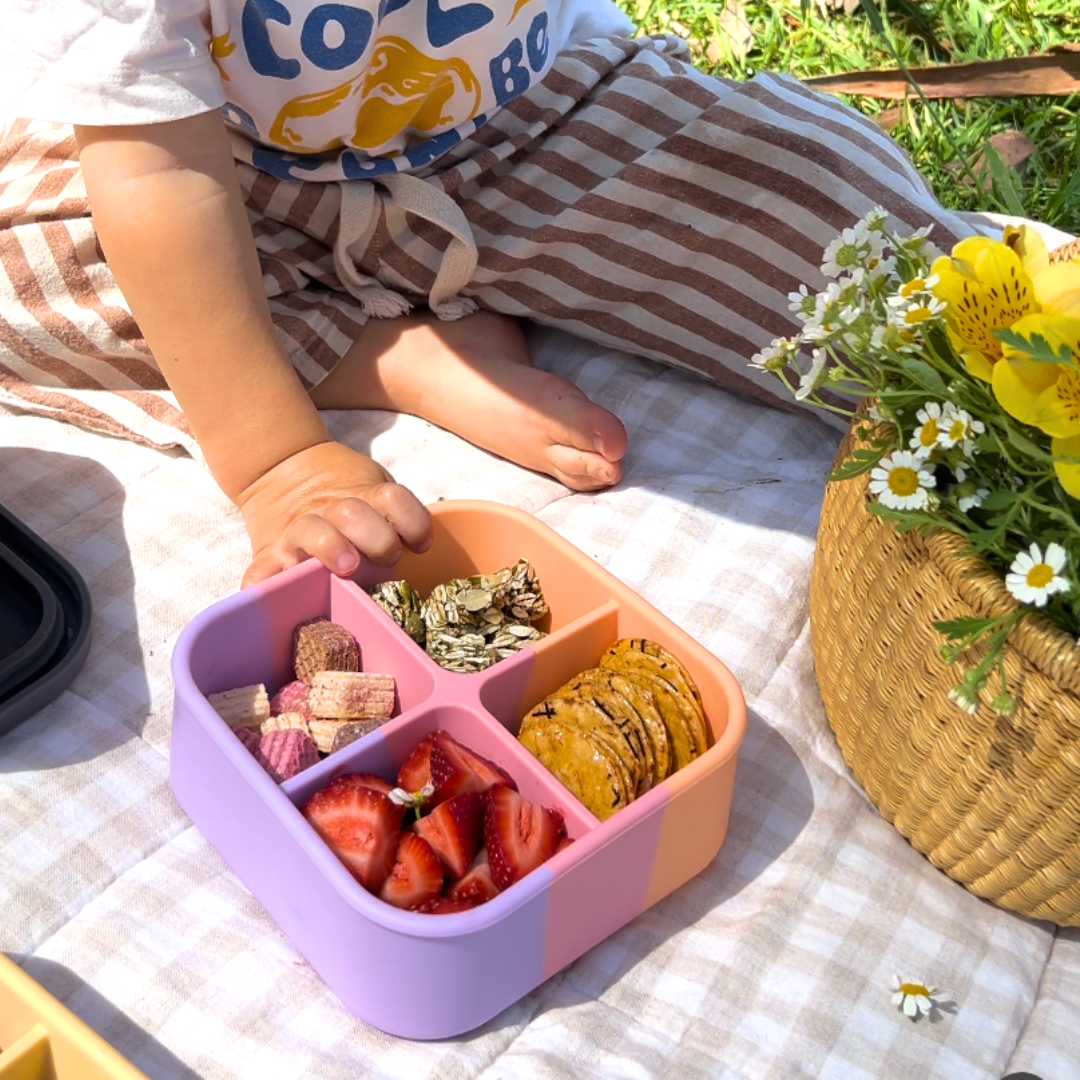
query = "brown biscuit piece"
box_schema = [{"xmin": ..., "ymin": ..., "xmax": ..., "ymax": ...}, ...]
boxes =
[{"xmin": 292, "ymin": 618, "xmax": 360, "ymax": 683}]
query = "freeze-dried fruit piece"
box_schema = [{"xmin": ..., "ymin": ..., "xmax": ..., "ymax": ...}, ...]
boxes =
[
  {"xmin": 308, "ymin": 717, "xmax": 384, "ymax": 755},
  {"xmin": 292, "ymin": 618, "xmax": 360, "ymax": 683},
  {"xmin": 270, "ymin": 680, "xmax": 314, "ymax": 722},
  {"xmin": 260, "ymin": 711, "xmax": 312, "ymax": 736},
  {"xmin": 413, "ymin": 791, "xmax": 483, "ymax": 880},
  {"xmin": 378, "ymin": 833, "xmax": 444, "ymax": 910},
  {"xmin": 257, "ymin": 728, "xmax": 319, "ymax": 783},
  {"xmin": 208, "ymin": 684, "xmax": 270, "ymax": 729},
  {"xmin": 302, "ymin": 783, "xmax": 404, "ymax": 892},
  {"xmin": 308, "ymin": 670, "xmax": 396, "ymax": 720}
]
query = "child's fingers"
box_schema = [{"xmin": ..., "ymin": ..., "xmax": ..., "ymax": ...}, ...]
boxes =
[
  {"xmin": 241, "ymin": 513, "xmax": 358, "ymax": 589},
  {"xmin": 322, "ymin": 497, "xmax": 408, "ymax": 568},
  {"xmin": 354, "ymin": 483, "xmax": 434, "ymax": 555}
]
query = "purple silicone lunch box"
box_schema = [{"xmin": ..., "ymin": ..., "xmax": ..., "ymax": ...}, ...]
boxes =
[{"xmin": 169, "ymin": 501, "xmax": 746, "ymax": 1038}]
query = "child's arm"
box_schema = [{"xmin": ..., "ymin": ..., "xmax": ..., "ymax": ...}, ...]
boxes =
[{"xmin": 74, "ymin": 111, "xmax": 433, "ymax": 585}]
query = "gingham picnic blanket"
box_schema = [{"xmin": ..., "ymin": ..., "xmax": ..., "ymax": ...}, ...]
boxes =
[{"xmin": 2, "ymin": 319, "xmax": 1079, "ymax": 1080}]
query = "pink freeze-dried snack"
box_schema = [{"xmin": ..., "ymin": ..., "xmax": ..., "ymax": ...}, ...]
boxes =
[
  {"xmin": 270, "ymin": 680, "xmax": 315, "ymax": 722},
  {"xmin": 233, "ymin": 724, "xmax": 318, "ymax": 783},
  {"xmin": 257, "ymin": 728, "xmax": 320, "ymax": 783}
]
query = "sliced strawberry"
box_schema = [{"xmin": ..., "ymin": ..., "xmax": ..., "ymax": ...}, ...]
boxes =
[
  {"xmin": 302, "ymin": 783, "xmax": 404, "ymax": 892},
  {"xmin": 412, "ymin": 896, "xmax": 482, "ymax": 915},
  {"xmin": 484, "ymin": 784, "xmax": 561, "ymax": 891},
  {"xmin": 413, "ymin": 791, "xmax": 483, "ymax": 879},
  {"xmin": 378, "ymin": 833, "xmax": 444, "ymax": 910},
  {"xmin": 446, "ymin": 850, "xmax": 500, "ymax": 905},
  {"xmin": 429, "ymin": 733, "xmax": 517, "ymax": 805},
  {"xmin": 396, "ymin": 731, "xmax": 439, "ymax": 792},
  {"xmin": 322, "ymin": 772, "xmax": 395, "ymax": 798}
]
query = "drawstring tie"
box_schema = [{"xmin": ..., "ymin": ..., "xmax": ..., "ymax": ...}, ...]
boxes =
[{"xmin": 332, "ymin": 173, "xmax": 479, "ymax": 321}]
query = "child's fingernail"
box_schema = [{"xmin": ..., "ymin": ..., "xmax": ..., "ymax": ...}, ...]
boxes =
[{"xmin": 336, "ymin": 553, "xmax": 358, "ymax": 573}]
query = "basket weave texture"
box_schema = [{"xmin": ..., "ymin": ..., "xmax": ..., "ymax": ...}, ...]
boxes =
[{"xmin": 809, "ymin": 234, "xmax": 1080, "ymax": 924}]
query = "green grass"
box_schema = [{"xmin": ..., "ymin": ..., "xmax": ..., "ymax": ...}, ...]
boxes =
[{"xmin": 616, "ymin": 0, "xmax": 1080, "ymax": 234}]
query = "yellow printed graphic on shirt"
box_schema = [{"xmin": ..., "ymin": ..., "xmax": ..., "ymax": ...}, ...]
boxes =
[
  {"xmin": 269, "ymin": 36, "xmax": 481, "ymax": 153},
  {"xmin": 210, "ymin": 30, "xmax": 236, "ymax": 82}
]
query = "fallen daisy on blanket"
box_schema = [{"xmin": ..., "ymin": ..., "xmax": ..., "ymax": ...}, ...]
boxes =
[{"xmin": 890, "ymin": 975, "xmax": 944, "ymax": 1021}]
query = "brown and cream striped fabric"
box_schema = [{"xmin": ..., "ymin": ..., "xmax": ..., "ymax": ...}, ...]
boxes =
[{"xmin": 0, "ymin": 33, "xmax": 981, "ymax": 453}]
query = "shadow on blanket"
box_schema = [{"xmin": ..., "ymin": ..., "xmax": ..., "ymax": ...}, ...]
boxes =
[
  {"xmin": 16, "ymin": 955, "xmax": 202, "ymax": 1080},
  {"xmin": 0, "ymin": 447, "xmax": 148, "ymax": 755}
]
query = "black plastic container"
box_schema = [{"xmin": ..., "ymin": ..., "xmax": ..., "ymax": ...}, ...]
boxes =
[{"xmin": 0, "ymin": 502, "xmax": 92, "ymax": 737}]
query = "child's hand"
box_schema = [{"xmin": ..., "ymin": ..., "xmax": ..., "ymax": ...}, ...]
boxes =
[{"xmin": 235, "ymin": 441, "xmax": 434, "ymax": 588}]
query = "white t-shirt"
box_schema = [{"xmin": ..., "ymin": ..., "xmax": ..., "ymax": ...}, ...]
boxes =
[{"xmin": 4, "ymin": 0, "xmax": 633, "ymax": 179}]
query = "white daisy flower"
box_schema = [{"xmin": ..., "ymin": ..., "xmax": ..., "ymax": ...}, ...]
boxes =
[
  {"xmin": 948, "ymin": 685, "xmax": 979, "ymax": 714},
  {"xmin": 897, "ymin": 273, "xmax": 940, "ymax": 298},
  {"xmin": 1006, "ymin": 542, "xmax": 1070, "ymax": 607},
  {"xmin": 821, "ymin": 228, "xmax": 868, "ymax": 278},
  {"xmin": 887, "ymin": 292, "xmax": 946, "ymax": 330},
  {"xmin": 909, "ymin": 402, "xmax": 945, "ymax": 458},
  {"xmin": 788, "ymin": 284, "xmax": 818, "ymax": 318},
  {"xmin": 869, "ymin": 450, "xmax": 937, "ymax": 510},
  {"xmin": 939, "ymin": 404, "xmax": 985, "ymax": 454},
  {"xmin": 750, "ymin": 337, "xmax": 799, "ymax": 372},
  {"xmin": 388, "ymin": 781, "xmax": 435, "ymax": 809},
  {"xmin": 890, "ymin": 975, "xmax": 942, "ymax": 1021},
  {"xmin": 795, "ymin": 349, "xmax": 829, "ymax": 401},
  {"xmin": 955, "ymin": 482, "xmax": 989, "ymax": 512}
]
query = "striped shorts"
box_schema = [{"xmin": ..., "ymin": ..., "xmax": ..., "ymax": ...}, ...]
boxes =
[{"xmin": 0, "ymin": 34, "xmax": 979, "ymax": 455}]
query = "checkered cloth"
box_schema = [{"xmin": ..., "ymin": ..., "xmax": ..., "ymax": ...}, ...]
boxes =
[{"xmin": 3, "ymin": 322, "xmax": 1079, "ymax": 1080}]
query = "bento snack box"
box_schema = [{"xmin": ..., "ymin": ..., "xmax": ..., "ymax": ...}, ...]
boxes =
[
  {"xmin": 169, "ymin": 501, "xmax": 746, "ymax": 1039},
  {"xmin": 0, "ymin": 953, "xmax": 149, "ymax": 1080}
]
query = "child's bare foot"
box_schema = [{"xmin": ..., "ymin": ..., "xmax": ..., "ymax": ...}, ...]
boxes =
[{"xmin": 309, "ymin": 311, "xmax": 627, "ymax": 490}]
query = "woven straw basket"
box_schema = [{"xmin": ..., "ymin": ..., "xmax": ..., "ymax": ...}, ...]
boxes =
[{"xmin": 809, "ymin": 235, "xmax": 1080, "ymax": 925}]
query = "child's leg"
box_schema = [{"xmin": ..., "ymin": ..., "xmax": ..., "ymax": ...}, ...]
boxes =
[
  {"xmin": 357, "ymin": 35, "xmax": 990, "ymax": 432},
  {"xmin": 308, "ymin": 309, "xmax": 627, "ymax": 490}
]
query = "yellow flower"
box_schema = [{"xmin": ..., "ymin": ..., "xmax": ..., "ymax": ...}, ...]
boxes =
[
  {"xmin": 932, "ymin": 237, "xmax": 1038, "ymax": 381},
  {"xmin": 1052, "ymin": 433, "xmax": 1080, "ymax": 500},
  {"xmin": 992, "ymin": 314, "xmax": 1080, "ymax": 438},
  {"xmin": 1005, "ymin": 223, "xmax": 1080, "ymax": 319}
]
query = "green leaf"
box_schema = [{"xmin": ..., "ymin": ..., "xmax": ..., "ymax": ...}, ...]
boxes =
[
  {"xmin": 828, "ymin": 443, "xmax": 891, "ymax": 481},
  {"xmin": 978, "ymin": 490, "xmax": 1019, "ymax": 510},
  {"xmin": 865, "ymin": 502, "xmax": 938, "ymax": 532},
  {"xmin": 982, "ymin": 141, "xmax": 1028, "ymax": 218},
  {"xmin": 933, "ymin": 615, "xmax": 1003, "ymax": 640},
  {"xmin": 895, "ymin": 356, "xmax": 950, "ymax": 397},
  {"xmin": 856, "ymin": 0, "xmax": 886, "ymax": 36},
  {"xmin": 993, "ymin": 328, "xmax": 1073, "ymax": 365},
  {"xmin": 1006, "ymin": 427, "xmax": 1053, "ymax": 461}
]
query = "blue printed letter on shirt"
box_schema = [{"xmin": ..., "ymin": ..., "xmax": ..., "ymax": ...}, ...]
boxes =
[
  {"xmin": 301, "ymin": 4, "xmax": 373, "ymax": 70},
  {"xmin": 241, "ymin": 0, "xmax": 300, "ymax": 79},
  {"xmin": 427, "ymin": 0, "xmax": 494, "ymax": 48},
  {"xmin": 489, "ymin": 37, "xmax": 529, "ymax": 106}
]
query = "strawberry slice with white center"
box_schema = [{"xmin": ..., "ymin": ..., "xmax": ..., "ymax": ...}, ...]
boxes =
[
  {"xmin": 446, "ymin": 850, "xmax": 500, "ymax": 905},
  {"xmin": 396, "ymin": 731, "xmax": 439, "ymax": 792},
  {"xmin": 302, "ymin": 782, "xmax": 405, "ymax": 893},
  {"xmin": 413, "ymin": 791, "xmax": 483, "ymax": 880},
  {"xmin": 378, "ymin": 833, "xmax": 444, "ymax": 910},
  {"xmin": 429, "ymin": 733, "xmax": 517, "ymax": 805},
  {"xmin": 484, "ymin": 784, "xmax": 563, "ymax": 891}
]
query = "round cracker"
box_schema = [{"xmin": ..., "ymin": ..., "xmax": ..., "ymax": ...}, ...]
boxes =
[
  {"xmin": 611, "ymin": 668, "xmax": 699, "ymax": 773},
  {"xmin": 599, "ymin": 669, "xmax": 672, "ymax": 782},
  {"xmin": 600, "ymin": 643, "xmax": 708, "ymax": 756},
  {"xmin": 524, "ymin": 696, "xmax": 642, "ymax": 796},
  {"xmin": 519, "ymin": 717, "xmax": 631, "ymax": 820},
  {"xmin": 563, "ymin": 671, "xmax": 654, "ymax": 794}
]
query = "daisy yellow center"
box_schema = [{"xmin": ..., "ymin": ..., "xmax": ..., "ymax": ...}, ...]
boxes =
[
  {"xmin": 888, "ymin": 467, "xmax": 920, "ymax": 496},
  {"xmin": 905, "ymin": 306, "xmax": 935, "ymax": 325},
  {"xmin": 948, "ymin": 419, "xmax": 966, "ymax": 440},
  {"xmin": 834, "ymin": 243, "xmax": 859, "ymax": 268},
  {"xmin": 898, "ymin": 982, "xmax": 929, "ymax": 997},
  {"xmin": 919, "ymin": 421, "xmax": 939, "ymax": 448},
  {"xmin": 1027, "ymin": 563, "xmax": 1054, "ymax": 589},
  {"xmin": 900, "ymin": 278, "xmax": 926, "ymax": 297}
]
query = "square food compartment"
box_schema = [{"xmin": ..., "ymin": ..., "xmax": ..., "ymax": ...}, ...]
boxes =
[
  {"xmin": 170, "ymin": 500, "xmax": 746, "ymax": 1038},
  {"xmin": 0, "ymin": 953, "xmax": 149, "ymax": 1080}
]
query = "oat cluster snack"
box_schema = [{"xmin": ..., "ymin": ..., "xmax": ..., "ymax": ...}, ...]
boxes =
[
  {"xmin": 207, "ymin": 618, "xmax": 397, "ymax": 781},
  {"xmin": 369, "ymin": 558, "xmax": 548, "ymax": 674},
  {"xmin": 518, "ymin": 638, "xmax": 709, "ymax": 820}
]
